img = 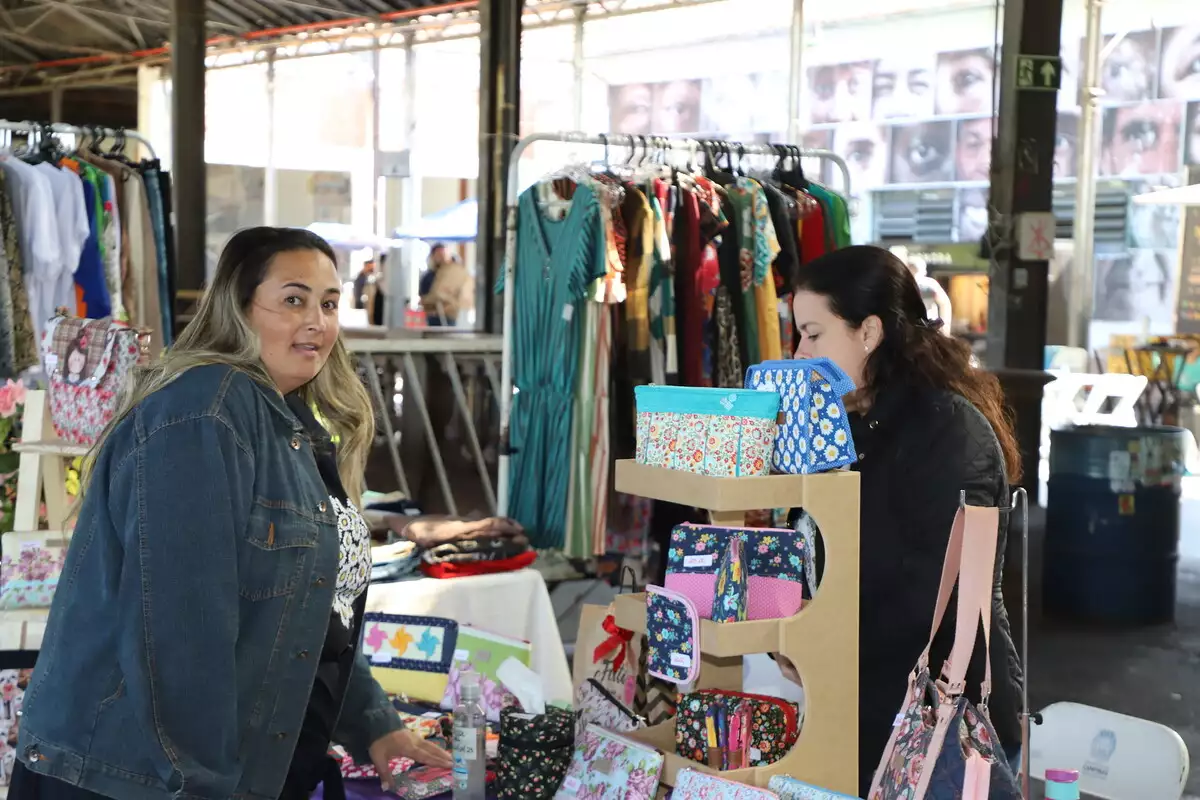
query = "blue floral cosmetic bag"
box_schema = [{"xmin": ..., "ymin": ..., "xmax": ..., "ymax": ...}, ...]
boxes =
[
  {"xmin": 645, "ymin": 585, "xmax": 700, "ymax": 685},
  {"xmin": 744, "ymin": 358, "xmax": 857, "ymax": 474}
]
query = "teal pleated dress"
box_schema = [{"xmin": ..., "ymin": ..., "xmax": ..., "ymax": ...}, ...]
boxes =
[{"xmin": 506, "ymin": 183, "xmax": 607, "ymax": 548}]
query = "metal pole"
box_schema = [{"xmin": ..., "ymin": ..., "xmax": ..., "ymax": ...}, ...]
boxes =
[
  {"xmin": 264, "ymin": 49, "xmax": 278, "ymax": 226},
  {"xmin": 786, "ymin": 0, "xmax": 805, "ymax": 144},
  {"xmin": 171, "ymin": 0, "xmax": 207, "ymax": 295},
  {"xmin": 371, "ymin": 40, "xmax": 384, "ymax": 240},
  {"xmin": 572, "ymin": 5, "xmax": 585, "ymax": 131},
  {"xmin": 1070, "ymin": 0, "xmax": 1104, "ymax": 350}
]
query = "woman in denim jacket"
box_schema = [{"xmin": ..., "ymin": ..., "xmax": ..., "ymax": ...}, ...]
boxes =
[{"xmin": 13, "ymin": 228, "xmax": 517, "ymax": 800}]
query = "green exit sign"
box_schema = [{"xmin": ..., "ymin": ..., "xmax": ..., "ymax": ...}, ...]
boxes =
[{"xmin": 1017, "ymin": 56, "xmax": 1062, "ymax": 91}]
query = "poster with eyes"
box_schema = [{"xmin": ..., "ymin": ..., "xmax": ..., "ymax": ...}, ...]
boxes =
[
  {"xmin": 833, "ymin": 123, "xmax": 889, "ymax": 191},
  {"xmin": 1054, "ymin": 113, "xmax": 1080, "ymax": 178},
  {"xmin": 872, "ymin": 56, "xmax": 936, "ymax": 119},
  {"xmin": 890, "ymin": 121, "xmax": 953, "ymax": 183},
  {"xmin": 806, "ymin": 62, "xmax": 874, "ymax": 124},
  {"xmin": 1185, "ymin": 102, "xmax": 1200, "ymax": 164},
  {"xmin": 935, "ymin": 48, "xmax": 995, "ymax": 116},
  {"xmin": 1094, "ymin": 250, "xmax": 1177, "ymax": 325},
  {"xmin": 1100, "ymin": 101, "xmax": 1182, "ymax": 176},
  {"xmin": 1098, "ymin": 30, "xmax": 1160, "ymax": 103},
  {"xmin": 1159, "ymin": 26, "xmax": 1200, "ymax": 100},
  {"xmin": 608, "ymin": 80, "xmax": 702, "ymax": 136},
  {"xmin": 954, "ymin": 117, "xmax": 992, "ymax": 182},
  {"xmin": 956, "ymin": 188, "xmax": 989, "ymax": 244}
]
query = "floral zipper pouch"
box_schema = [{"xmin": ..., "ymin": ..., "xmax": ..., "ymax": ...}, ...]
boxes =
[
  {"xmin": 0, "ymin": 531, "xmax": 70, "ymax": 610},
  {"xmin": 554, "ymin": 724, "xmax": 664, "ymax": 800},
  {"xmin": 674, "ymin": 768, "xmax": 780, "ymax": 798},
  {"xmin": 645, "ymin": 585, "xmax": 700, "ymax": 685},
  {"xmin": 675, "ymin": 690, "xmax": 800, "ymax": 768},
  {"xmin": 767, "ymin": 774, "xmax": 860, "ymax": 799},
  {"xmin": 575, "ymin": 678, "xmax": 646, "ymax": 739}
]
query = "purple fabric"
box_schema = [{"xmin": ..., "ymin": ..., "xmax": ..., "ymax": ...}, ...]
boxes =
[{"xmin": 312, "ymin": 780, "xmax": 501, "ymax": 800}]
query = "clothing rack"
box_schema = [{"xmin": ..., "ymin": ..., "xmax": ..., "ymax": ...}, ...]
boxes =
[
  {"xmin": 0, "ymin": 119, "xmax": 158, "ymax": 160},
  {"xmin": 496, "ymin": 132, "xmax": 853, "ymax": 517}
]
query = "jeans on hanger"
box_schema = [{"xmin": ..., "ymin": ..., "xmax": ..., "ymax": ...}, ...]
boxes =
[{"xmin": 141, "ymin": 168, "xmax": 172, "ymax": 346}]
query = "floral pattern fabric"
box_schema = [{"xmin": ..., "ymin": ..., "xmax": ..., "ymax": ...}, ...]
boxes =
[
  {"xmin": 575, "ymin": 679, "xmax": 644, "ymax": 739},
  {"xmin": 496, "ymin": 705, "xmax": 575, "ymax": 800},
  {"xmin": 745, "ymin": 358, "xmax": 857, "ymax": 474},
  {"xmin": 554, "ymin": 725, "xmax": 663, "ymax": 800},
  {"xmin": 0, "ymin": 533, "xmax": 68, "ymax": 609},
  {"xmin": 635, "ymin": 409, "xmax": 775, "ymax": 478},
  {"xmin": 768, "ymin": 774, "xmax": 860, "ymax": 799},
  {"xmin": 646, "ymin": 586, "xmax": 699, "ymax": 684},
  {"xmin": 42, "ymin": 316, "xmax": 142, "ymax": 448},
  {"xmin": 675, "ymin": 690, "xmax": 799, "ymax": 768},
  {"xmin": 674, "ymin": 768, "xmax": 780, "ymax": 799},
  {"xmin": 711, "ymin": 536, "xmax": 748, "ymax": 623},
  {"xmin": 331, "ymin": 496, "xmax": 370, "ymax": 630},
  {"xmin": 668, "ymin": 525, "xmax": 808, "ymax": 585}
]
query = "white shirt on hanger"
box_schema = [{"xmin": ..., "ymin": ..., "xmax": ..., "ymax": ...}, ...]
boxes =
[
  {"xmin": 0, "ymin": 155, "xmax": 61, "ymax": 349},
  {"xmin": 35, "ymin": 162, "xmax": 90, "ymax": 322}
]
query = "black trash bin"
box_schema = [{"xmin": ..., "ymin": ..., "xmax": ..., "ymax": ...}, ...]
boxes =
[{"xmin": 1044, "ymin": 425, "xmax": 1189, "ymax": 625}]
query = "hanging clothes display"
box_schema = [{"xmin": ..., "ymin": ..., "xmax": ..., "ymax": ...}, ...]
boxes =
[
  {"xmin": 0, "ymin": 122, "xmax": 175, "ymax": 378},
  {"xmin": 500, "ymin": 136, "xmax": 852, "ymax": 556}
]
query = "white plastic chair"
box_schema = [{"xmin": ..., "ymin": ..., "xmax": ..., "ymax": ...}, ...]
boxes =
[{"xmin": 1029, "ymin": 701, "xmax": 1190, "ymax": 800}]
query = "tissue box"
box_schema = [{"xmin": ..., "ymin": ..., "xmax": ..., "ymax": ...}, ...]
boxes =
[{"xmin": 634, "ymin": 385, "xmax": 779, "ymax": 477}]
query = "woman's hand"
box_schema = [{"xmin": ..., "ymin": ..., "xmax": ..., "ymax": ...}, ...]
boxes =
[
  {"xmin": 393, "ymin": 515, "xmax": 526, "ymax": 549},
  {"xmin": 369, "ymin": 729, "xmax": 453, "ymax": 790}
]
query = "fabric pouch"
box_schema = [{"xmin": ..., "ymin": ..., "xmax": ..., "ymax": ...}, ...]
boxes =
[
  {"xmin": 674, "ymin": 768, "xmax": 780, "ymax": 799},
  {"xmin": 768, "ymin": 774, "xmax": 860, "ymax": 799},
  {"xmin": 666, "ymin": 524, "xmax": 807, "ymax": 621},
  {"xmin": 440, "ymin": 625, "xmax": 531, "ymax": 722},
  {"xmin": 554, "ymin": 724, "xmax": 664, "ymax": 800},
  {"xmin": 574, "ymin": 678, "xmax": 646, "ymax": 738},
  {"xmin": 361, "ymin": 613, "xmax": 458, "ymax": 702},
  {"xmin": 744, "ymin": 357, "xmax": 857, "ymax": 474},
  {"xmin": 676, "ymin": 690, "xmax": 800, "ymax": 768},
  {"xmin": 0, "ymin": 531, "xmax": 70, "ymax": 610},
  {"xmin": 495, "ymin": 705, "xmax": 575, "ymax": 800},
  {"xmin": 645, "ymin": 585, "xmax": 700, "ymax": 685},
  {"xmin": 711, "ymin": 536, "xmax": 748, "ymax": 623},
  {"xmin": 634, "ymin": 385, "xmax": 779, "ymax": 477}
]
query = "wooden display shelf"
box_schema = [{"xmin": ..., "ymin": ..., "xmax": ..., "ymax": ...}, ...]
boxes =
[{"xmin": 614, "ymin": 460, "xmax": 860, "ymax": 795}]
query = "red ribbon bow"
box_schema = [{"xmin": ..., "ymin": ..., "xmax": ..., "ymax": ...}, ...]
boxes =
[{"xmin": 592, "ymin": 614, "xmax": 634, "ymax": 673}]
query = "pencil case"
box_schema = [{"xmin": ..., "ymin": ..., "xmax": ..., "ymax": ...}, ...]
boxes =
[
  {"xmin": 634, "ymin": 385, "xmax": 779, "ymax": 477},
  {"xmin": 768, "ymin": 774, "xmax": 860, "ymax": 799},
  {"xmin": 674, "ymin": 768, "xmax": 780, "ymax": 798},
  {"xmin": 676, "ymin": 689, "xmax": 800, "ymax": 768},
  {"xmin": 744, "ymin": 357, "xmax": 857, "ymax": 474},
  {"xmin": 555, "ymin": 724, "xmax": 664, "ymax": 800},
  {"xmin": 645, "ymin": 585, "xmax": 700, "ymax": 685},
  {"xmin": 666, "ymin": 524, "xmax": 808, "ymax": 621}
]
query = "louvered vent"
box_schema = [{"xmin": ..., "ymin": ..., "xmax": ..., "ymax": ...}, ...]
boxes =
[
  {"xmin": 873, "ymin": 189, "xmax": 956, "ymax": 243},
  {"xmin": 1052, "ymin": 181, "xmax": 1130, "ymax": 244}
]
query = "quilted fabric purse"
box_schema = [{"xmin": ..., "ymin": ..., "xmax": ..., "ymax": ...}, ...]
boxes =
[
  {"xmin": 41, "ymin": 315, "xmax": 144, "ymax": 448},
  {"xmin": 768, "ymin": 774, "xmax": 859, "ymax": 799},
  {"xmin": 868, "ymin": 505, "xmax": 1021, "ymax": 800},
  {"xmin": 674, "ymin": 768, "xmax": 780, "ymax": 798},
  {"xmin": 666, "ymin": 524, "xmax": 808, "ymax": 621},
  {"xmin": 712, "ymin": 536, "xmax": 748, "ymax": 623},
  {"xmin": 676, "ymin": 689, "xmax": 800, "ymax": 768},
  {"xmin": 634, "ymin": 385, "xmax": 779, "ymax": 477},
  {"xmin": 645, "ymin": 585, "xmax": 700, "ymax": 684},
  {"xmin": 440, "ymin": 625, "xmax": 530, "ymax": 722},
  {"xmin": 495, "ymin": 705, "xmax": 575, "ymax": 799},
  {"xmin": 361, "ymin": 613, "xmax": 458, "ymax": 703},
  {"xmin": 575, "ymin": 678, "xmax": 646, "ymax": 738},
  {"xmin": 744, "ymin": 357, "xmax": 857, "ymax": 474},
  {"xmin": 0, "ymin": 531, "xmax": 70, "ymax": 610},
  {"xmin": 554, "ymin": 724, "xmax": 664, "ymax": 800}
]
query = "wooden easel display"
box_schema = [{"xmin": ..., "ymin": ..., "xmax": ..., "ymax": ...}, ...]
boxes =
[
  {"xmin": 611, "ymin": 460, "xmax": 861, "ymax": 795},
  {"xmin": 12, "ymin": 390, "xmax": 86, "ymax": 532}
]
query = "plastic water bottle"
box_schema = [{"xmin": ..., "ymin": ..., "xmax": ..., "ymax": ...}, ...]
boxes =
[
  {"xmin": 1044, "ymin": 769, "xmax": 1080, "ymax": 800},
  {"xmin": 452, "ymin": 671, "xmax": 486, "ymax": 799}
]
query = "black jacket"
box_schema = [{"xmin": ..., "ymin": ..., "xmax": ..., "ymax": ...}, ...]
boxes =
[{"xmin": 836, "ymin": 382, "xmax": 1023, "ymax": 795}]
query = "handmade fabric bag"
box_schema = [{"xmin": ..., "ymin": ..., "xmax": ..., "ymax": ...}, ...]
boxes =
[
  {"xmin": 573, "ymin": 602, "xmax": 640, "ymax": 712},
  {"xmin": 495, "ymin": 705, "xmax": 574, "ymax": 800},
  {"xmin": 361, "ymin": 613, "xmax": 458, "ymax": 702},
  {"xmin": 676, "ymin": 689, "xmax": 800, "ymax": 768},
  {"xmin": 711, "ymin": 536, "xmax": 748, "ymax": 623},
  {"xmin": 666, "ymin": 524, "xmax": 807, "ymax": 620},
  {"xmin": 645, "ymin": 585, "xmax": 700, "ymax": 685},
  {"xmin": 440, "ymin": 625, "xmax": 530, "ymax": 722},
  {"xmin": 768, "ymin": 774, "xmax": 860, "ymax": 799},
  {"xmin": 554, "ymin": 724, "xmax": 663, "ymax": 800},
  {"xmin": 574, "ymin": 678, "xmax": 646, "ymax": 738},
  {"xmin": 0, "ymin": 531, "xmax": 70, "ymax": 610},
  {"xmin": 674, "ymin": 768, "xmax": 780, "ymax": 799},
  {"xmin": 744, "ymin": 357, "xmax": 857, "ymax": 474},
  {"xmin": 868, "ymin": 505, "xmax": 1021, "ymax": 800},
  {"xmin": 634, "ymin": 385, "xmax": 779, "ymax": 477},
  {"xmin": 41, "ymin": 315, "xmax": 144, "ymax": 448}
]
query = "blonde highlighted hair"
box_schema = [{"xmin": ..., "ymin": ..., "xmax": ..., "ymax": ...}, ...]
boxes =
[{"xmin": 81, "ymin": 227, "xmax": 374, "ymax": 503}]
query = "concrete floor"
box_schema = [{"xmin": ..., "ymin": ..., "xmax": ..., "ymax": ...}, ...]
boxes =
[{"xmin": 1028, "ymin": 479, "xmax": 1200, "ymax": 795}]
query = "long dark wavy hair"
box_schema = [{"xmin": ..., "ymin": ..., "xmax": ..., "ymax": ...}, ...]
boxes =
[{"xmin": 795, "ymin": 245, "xmax": 1022, "ymax": 482}]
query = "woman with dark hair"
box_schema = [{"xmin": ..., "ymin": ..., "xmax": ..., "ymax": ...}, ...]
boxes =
[{"xmin": 777, "ymin": 245, "xmax": 1023, "ymax": 794}]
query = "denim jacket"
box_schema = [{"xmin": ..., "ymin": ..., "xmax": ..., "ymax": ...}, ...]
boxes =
[{"xmin": 18, "ymin": 365, "xmax": 402, "ymax": 800}]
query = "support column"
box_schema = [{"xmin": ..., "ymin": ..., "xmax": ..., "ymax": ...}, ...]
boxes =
[
  {"xmin": 987, "ymin": 0, "xmax": 1064, "ymax": 502},
  {"xmin": 476, "ymin": 0, "xmax": 523, "ymax": 334},
  {"xmin": 1069, "ymin": 0, "xmax": 1104, "ymax": 349},
  {"xmin": 786, "ymin": 0, "xmax": 804, "ymax": 144},
  {"xmin": 572, "ymin": 6, "xmax": 585, "ymax": 130},
  {"xmin": 49, "ymin": 88, "xmax": 64, "ymax": 123},
  {"xmin": 171, "ymin": 0, "xmax": 207, "ymax": 295},
  {"xmin": 264, "ymin": 49, "xmax": 277, "ymax": 226}
]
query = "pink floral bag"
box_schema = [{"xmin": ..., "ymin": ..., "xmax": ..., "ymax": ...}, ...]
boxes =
[
  {"xmin": 41, "ymin": 316, "xmax": 144, "ymax": 448},
  {"xmin": 868, "ymin": 505, "xmax": 1020, "ymax": 800},
  {"xmin": 0, "ymin": 531, "xmax": 70, "ymax": 610}
]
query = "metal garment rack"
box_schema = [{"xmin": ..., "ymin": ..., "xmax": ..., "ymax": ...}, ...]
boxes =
[
  {"xmin": 0, "ymin": 119, "xmax": 158, "ymax": 160},
  {"xmin": 495, "ymin": 131, "xmax": 853, "ymax": 517}
]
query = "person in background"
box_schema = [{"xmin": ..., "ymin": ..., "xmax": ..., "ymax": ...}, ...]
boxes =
[
  {"xmin": 890, "ymin": 246, "xmax": 953, "ymax": 331},
  {"xmin": 10, "ymin": 228, "xmax": 537, "ymax": 800},
  {"xmin": 421, "ymin": 244, "xmax": 472, "ymax": 327},
  {"xmin": 353, "ymin": 253, "xmax": 388, "ymax": 326},
  {"xmin": 353, "ymin": 257, "xmax": 376, "ymax": 310},
  {"xmin": 778, "ymin": 245, "xmax": 1023, "ymax": 795}
]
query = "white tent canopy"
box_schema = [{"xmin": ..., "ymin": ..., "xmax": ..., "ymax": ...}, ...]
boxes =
[{"xmin": 1132, "ymin": 183, "xmax": 1200, "ymax": 207}]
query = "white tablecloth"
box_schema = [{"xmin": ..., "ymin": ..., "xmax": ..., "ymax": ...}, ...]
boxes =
[{"xmin": 364, "ymin": 568, "xmax": 573, "ymax": 705}]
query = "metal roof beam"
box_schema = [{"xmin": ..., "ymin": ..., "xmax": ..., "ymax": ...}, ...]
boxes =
[
  {"xmin": 206, "ymin": 0, "xmax": 257, "ymax": 29},
  {"xmin": 29, "ymin": 0, "xmax": 139, "ymax": 48}
]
